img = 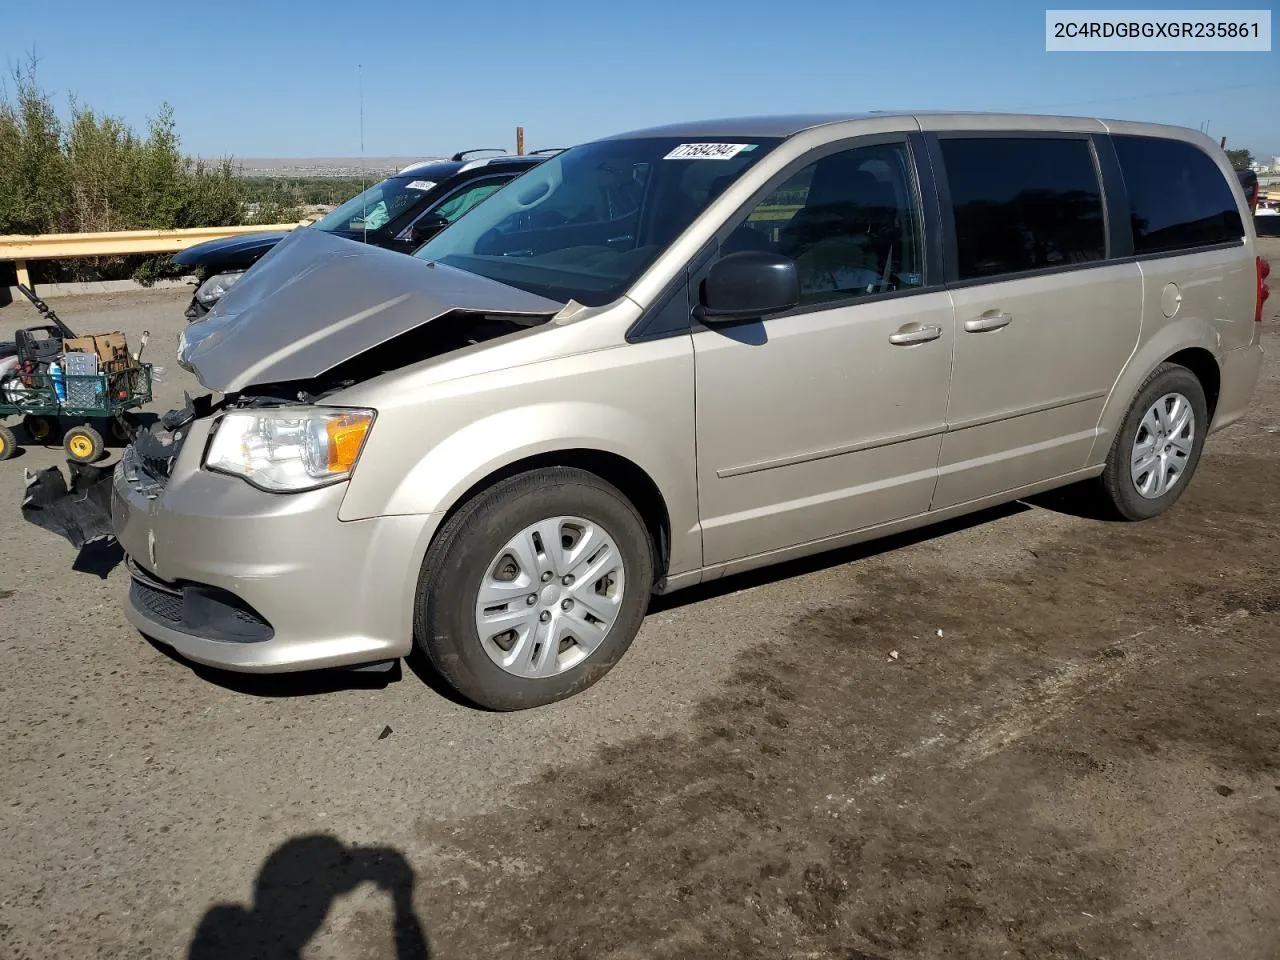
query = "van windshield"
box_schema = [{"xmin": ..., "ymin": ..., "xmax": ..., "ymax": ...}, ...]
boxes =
[{"xmin": 413, "ymin": 137, "xmax": 781, "ymax": 305}]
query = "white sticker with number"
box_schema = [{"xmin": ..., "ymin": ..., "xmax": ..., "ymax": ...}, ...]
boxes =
[
  {"xmin": 663, "ymin": 143, "xmax": 753, "ymax": 160},
  {"xmin": 405, "ymin": 180, "xmax": 437, "ymax": 191}
]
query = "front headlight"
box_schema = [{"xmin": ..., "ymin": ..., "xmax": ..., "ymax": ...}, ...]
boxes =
[
  {"xmin": 194, "ymin": 270, "xmax": 244, "ymax": 305},
  {"xmin": 204, "ymin": 407, "xmax": 375, "ymax": 492}
]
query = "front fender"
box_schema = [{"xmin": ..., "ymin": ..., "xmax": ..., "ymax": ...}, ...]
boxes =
[{"xmin": 336, "ymin": 337, "xmax": 700, "ymax": 577}]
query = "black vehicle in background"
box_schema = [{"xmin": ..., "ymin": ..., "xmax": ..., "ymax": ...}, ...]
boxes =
[
  {"xmin": 1237, "ymin": 168, "xmax": 1259, "ymax": 212},
  {"xmin": 1236, "ymin": 168, "xmax": 1280, "ymax": 237},
  {"xmin": 175, "ymin": 150, "xmax": 558, "ymax": 319}
]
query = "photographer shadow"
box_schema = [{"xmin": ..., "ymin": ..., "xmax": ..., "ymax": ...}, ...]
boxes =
[{"xmin": 188, "ymin": 834, "xmax": 431, "ymax": 959}]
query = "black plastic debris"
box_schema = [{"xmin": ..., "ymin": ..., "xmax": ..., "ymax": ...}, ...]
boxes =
[
  {"xmin": 71, "ymin": 538, "xmax": 125, "ymax": 579},
  {"xmin": 21, "ymin": 461, "xmax": 116, "ymax": 550}
]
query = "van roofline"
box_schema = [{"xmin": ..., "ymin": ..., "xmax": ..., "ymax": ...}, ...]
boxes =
[{"xmin": 598, "ymin": 112, "xmax": 1217, "ymax": 146}]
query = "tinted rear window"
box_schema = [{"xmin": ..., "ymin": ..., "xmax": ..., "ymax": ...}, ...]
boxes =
[
  {"xmin": 1112, "ymin": 135, "xmax": 1244, "ymax": 255},
  {"xmin": 940, "ymin": 137, "xmax": 1106, "ymax": 281}
]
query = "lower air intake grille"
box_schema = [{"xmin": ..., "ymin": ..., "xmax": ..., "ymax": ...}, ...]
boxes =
[
  {"xmin": 130, "ymin": 579, "xmax": 183, "ymax": 624},
  {"xmin": 128, "ymin": 567, "xmax": 274, "ymax": 643}
]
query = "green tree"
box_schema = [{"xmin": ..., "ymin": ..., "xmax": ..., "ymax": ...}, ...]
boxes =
[
  {"xmin": 1, "ymin": 57, "xmax": 249, "ymax": 283},
  {"xmin": 1226, "ymin": 148, "xmax": 1254, "ymax": 169},
  {"xmin": 0, "ymin": 56, "xmax": 69, "ymax": 236}
]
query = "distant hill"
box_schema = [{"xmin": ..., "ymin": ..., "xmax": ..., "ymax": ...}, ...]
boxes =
[{"xmin": 226, "ymin": 157, "xmax": 439, "ymax": 178}]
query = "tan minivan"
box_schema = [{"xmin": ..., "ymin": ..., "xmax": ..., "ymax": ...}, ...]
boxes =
[{"xmin": 114, "ymin": 112, "xmax": 1268, "ymax": 709}]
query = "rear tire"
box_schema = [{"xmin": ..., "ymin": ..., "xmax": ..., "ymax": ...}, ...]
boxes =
[
  {"xmin": 414, "ymin": 467, "xmax": 654, "ymax": 711},
  {"xmin": 109, "ymin": 418, "xmax": 130, "ymax": 443},
  {"xmin": 0, "ymin": 425, "xmax": 16, "ymax": 461},
  {"xmin": 1097, "ymin": 362, "xmax": 1208, "ymax": 521},
  {"xmin": 23, "ymin": 414, "xmax": 56, "ymax": 444}
]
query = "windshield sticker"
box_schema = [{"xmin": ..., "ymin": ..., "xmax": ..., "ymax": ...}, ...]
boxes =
[
  {"xmin": 405, "ymin": 180, "xmax": 437, "ymax": 191},
  {"xmin": 664, "ymin": 143, "xmax": 754, "ymax": 160}
]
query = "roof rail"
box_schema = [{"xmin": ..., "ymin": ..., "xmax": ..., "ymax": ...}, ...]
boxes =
[
  {"xmin": 450, "ymin": 148, "xmax": 507, "ymax": 162},
  {"xmin": 528, "ymin": 148, "xmax": 566, "ymax": 156}
]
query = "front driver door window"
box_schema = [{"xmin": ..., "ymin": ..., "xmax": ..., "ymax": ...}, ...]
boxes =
[
  {"xmin": 730, "ymin": 146, "xmax": 926, "ymax": 301},
  {"xmin": 693, "ymin": 139, "xmax": 953, "ymax": 565}
]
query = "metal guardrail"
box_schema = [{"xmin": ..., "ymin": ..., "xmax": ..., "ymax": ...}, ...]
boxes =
[{"xmin": 0, "ymin": 223, "xmax": 305, "ymax": 288}]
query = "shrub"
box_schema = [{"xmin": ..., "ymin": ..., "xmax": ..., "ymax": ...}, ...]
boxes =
[{"xmin": 0, "ymin": 58, "xmax": 253, "ymax": 284}]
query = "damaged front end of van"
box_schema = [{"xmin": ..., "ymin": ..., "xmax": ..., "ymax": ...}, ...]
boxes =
[{"xmin": 28, "ymin": 228, "xmax": 570, "ymax": 672}]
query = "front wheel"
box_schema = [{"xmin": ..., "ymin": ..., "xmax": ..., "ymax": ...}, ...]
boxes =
[
  {"xmin": 64, "ymin": 424, "xmax": 105, "ymax": 464},
  {"xmin": 1097, "ymin": 363, "xmax": 1208, "ymax": 521},
  {"xmin": 414, "ymin": 467, "xmax": 654, "ymax": 711},
  {"xmin": 0, "ymin": 425, "xmax": 16, "ymax": 461}
]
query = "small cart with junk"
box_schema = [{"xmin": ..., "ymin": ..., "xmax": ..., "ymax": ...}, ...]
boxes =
[{"xmin": 0, "ymin": 284, "xmax": 153, "ymax": 463}]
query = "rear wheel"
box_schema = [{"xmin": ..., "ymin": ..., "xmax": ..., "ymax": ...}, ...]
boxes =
[
  {"xmin": 64, "ymin": 424, "xmax": 105, "ymax": 464},
  {"xmin": 414, "ymin": 467, "xmax": 654, "ymax": 710},
  {"xmin": 108, "ymin": 416, "xmax": 133, "ymax": 443},
  {"xmin": 0, "ymin": 425, "xmax": 16, "ymax": 461},
  {"xmin": 22, "ymin": 414, "xmax": 56, "ymax": 444},
  {"xmin": 1098, "ymin": 363, "xmax": 1208, "ymax": 521}
]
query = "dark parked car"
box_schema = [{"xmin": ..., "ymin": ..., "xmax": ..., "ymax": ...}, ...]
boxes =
[
  {"xmin": 174, "ymin": 150, "xmax": 558, "ymax": 319},
  {"xmin": 1237, "ymin": 168, "xmax": 1259, "ymax": 211},
  {"xmin": 1235, "ymin": 168, "xmax": 1280, "ymax": 237}
]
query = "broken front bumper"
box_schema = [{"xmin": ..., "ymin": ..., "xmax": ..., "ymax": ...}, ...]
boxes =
[{"xmin": 111, "ymin": 432, "xmax": 433, "ymax": 673}]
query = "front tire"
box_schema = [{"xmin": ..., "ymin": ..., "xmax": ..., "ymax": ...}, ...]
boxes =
[
  {"xmin": 63, "ymin": 424, "xmax": 105, "ymax": 464},
  {"xmin": 414, "ymin": 467, "xmax": 654, "ymax": 711},
  {"xmin": 1098, "ymin": 362, "xmax": 1208, "ymax": 521}
]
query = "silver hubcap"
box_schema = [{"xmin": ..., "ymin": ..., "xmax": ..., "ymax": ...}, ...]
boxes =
[
  {"xmin": 1131, "ymin": 392, "xmax": 1195, "ymax": 499},
  {"xmin": 474, "ymin": 516, "xmax": 626, "ymax": 678}
]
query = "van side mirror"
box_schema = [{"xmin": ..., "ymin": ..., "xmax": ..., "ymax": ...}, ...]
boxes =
[
  {"xmin": 696, "ymin": 251, "xmax": 800, "ymax": 323},
  {"xmin": 407, "ymin": 213, "xmax": 449, "ymax": 246}
]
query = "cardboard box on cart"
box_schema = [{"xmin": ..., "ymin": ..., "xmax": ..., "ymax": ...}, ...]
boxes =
[{"xmin": 62, "ymin": 332, "xmax": 128, "ymax": 364}]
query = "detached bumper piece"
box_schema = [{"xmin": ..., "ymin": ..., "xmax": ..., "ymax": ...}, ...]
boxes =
[
  {"xmin": 21, "ymin": 462, "xmax": 116, "ymax": 549},
  {"xmin": 128, "ymin": 560, "xmax": 275, "ymax": 644}
]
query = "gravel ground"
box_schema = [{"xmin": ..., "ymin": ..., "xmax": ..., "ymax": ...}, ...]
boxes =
[{"xmin": 1, "ymin": 244, "xmax": 1278, "ymax": 960}]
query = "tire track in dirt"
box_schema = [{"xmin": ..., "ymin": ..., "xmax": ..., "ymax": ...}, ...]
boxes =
[{"xmin": 378, "ymin": 449, "xmax": 1280, "ymax": 960}]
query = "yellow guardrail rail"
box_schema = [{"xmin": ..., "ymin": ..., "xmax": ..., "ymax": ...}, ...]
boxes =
[{"xmin": 0, "ymin": 223, "xmax": 306, "ymax": 288}]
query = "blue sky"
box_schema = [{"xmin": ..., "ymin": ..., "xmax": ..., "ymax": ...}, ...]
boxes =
[{"xmin": 5, "ymin": 0, "xmax": 1278, "ymax": 160}]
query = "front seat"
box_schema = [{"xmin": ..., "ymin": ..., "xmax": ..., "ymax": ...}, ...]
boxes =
[{"xmin": 779, "ymin": 159, "xmax": 897, "ymax": 297}]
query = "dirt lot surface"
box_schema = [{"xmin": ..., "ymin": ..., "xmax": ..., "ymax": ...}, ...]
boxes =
[{"xmin": 2, "ymin": 246, "xmax": 1279, "ymax": 960}]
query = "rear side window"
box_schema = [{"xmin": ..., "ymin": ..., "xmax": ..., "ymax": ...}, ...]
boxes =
[
  {"xmin": 940, "ymin": 137, "xmax": 1105, "ymax": 281},
  {"xmin": 1112, "ymin": 135, "xmax": 1244, "ymax": 255}
]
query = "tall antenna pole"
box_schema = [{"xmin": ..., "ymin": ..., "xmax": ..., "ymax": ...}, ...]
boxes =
[{"xmin": 359, "ymin": 63, "xmax": 368, "ymax": 242}]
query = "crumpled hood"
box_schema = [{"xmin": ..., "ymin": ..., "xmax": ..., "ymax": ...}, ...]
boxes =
[{"xmin": 178, "ymin": 229, "xmax": 564, "ymax": 393}]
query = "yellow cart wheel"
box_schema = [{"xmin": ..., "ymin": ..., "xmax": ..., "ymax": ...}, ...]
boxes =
[
  {"xmin": 0, "ymin": 425, "xmax": 16, "ymax": 462},
  {"xmin": 64, "ymin": 425, "xmax": 105, "ymax": 464}
]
